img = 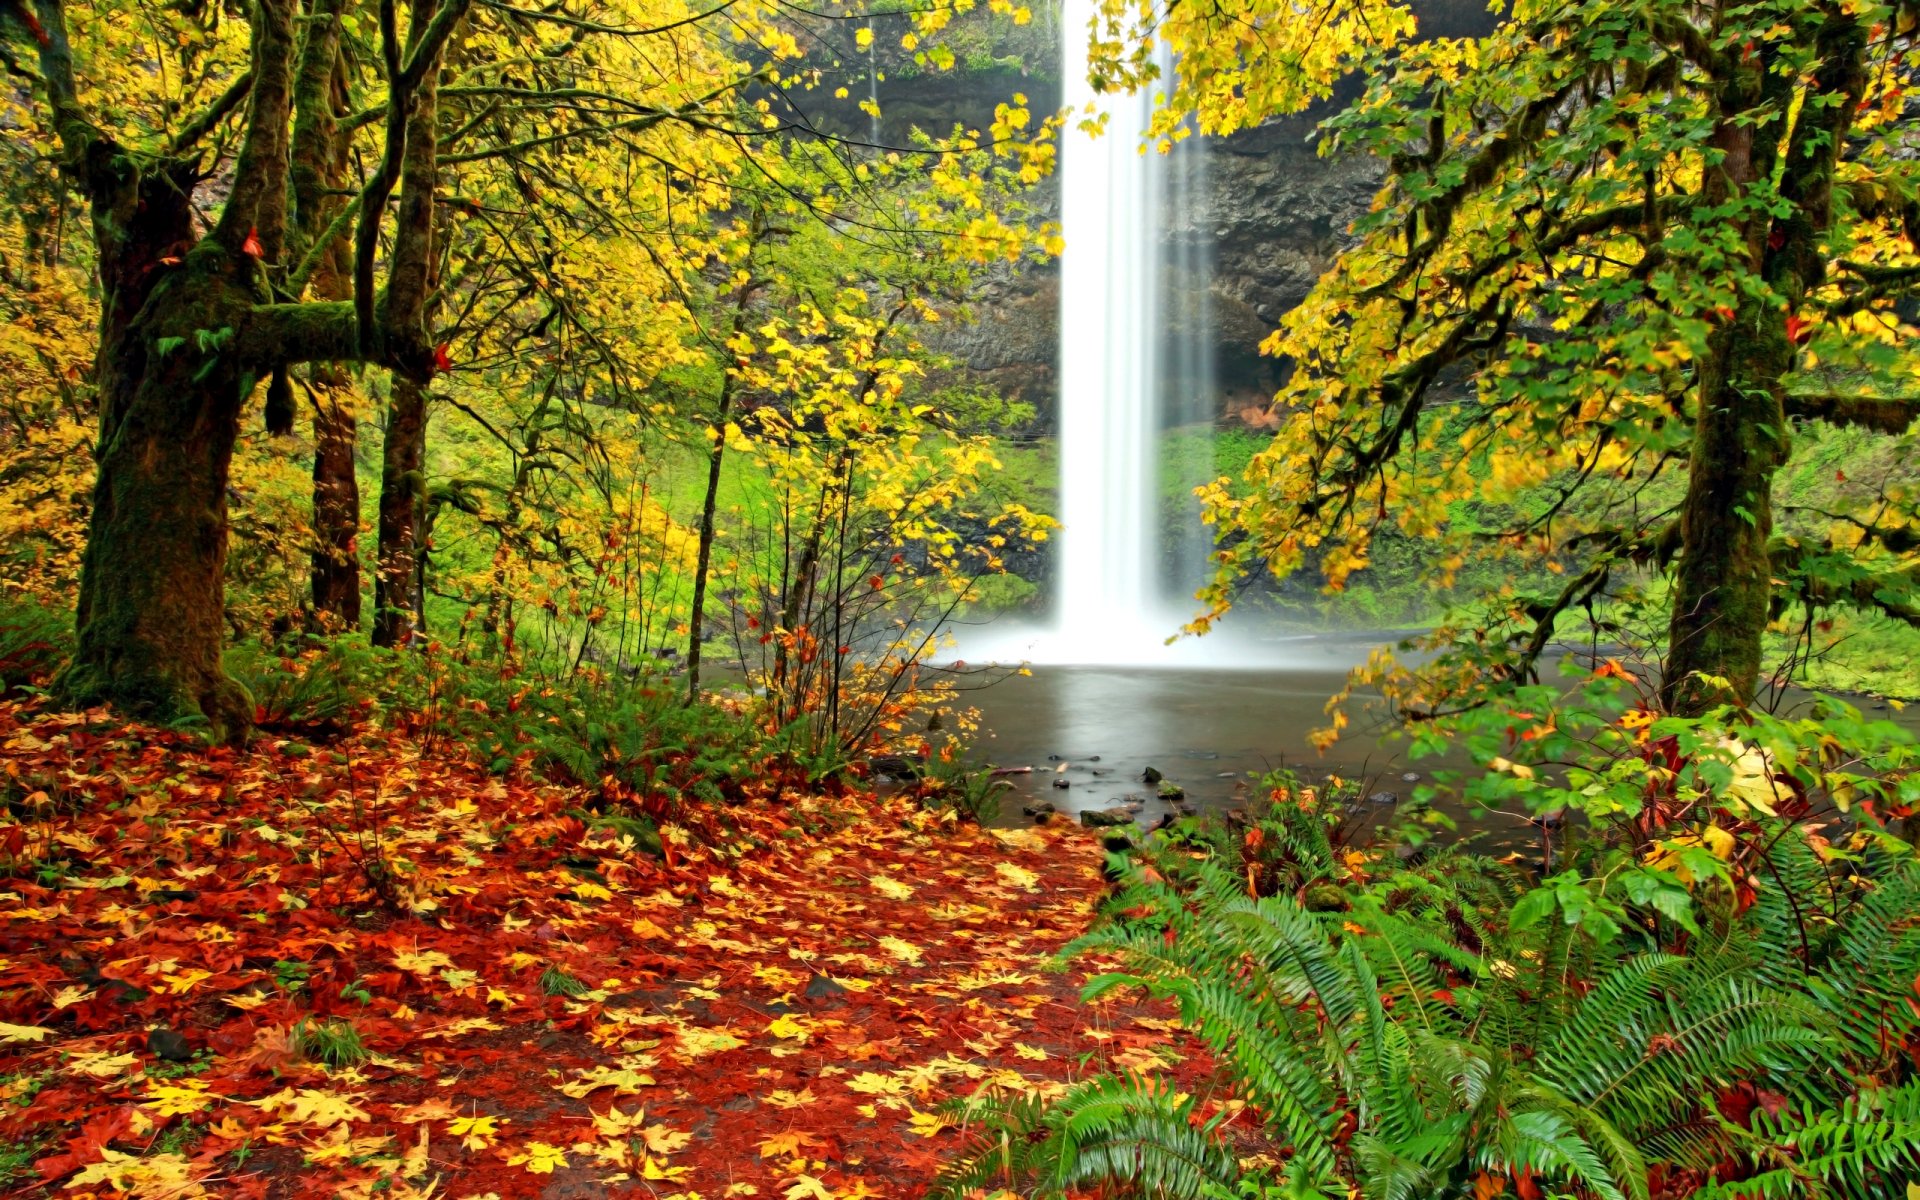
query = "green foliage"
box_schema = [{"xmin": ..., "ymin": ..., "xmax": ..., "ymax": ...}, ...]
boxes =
[
  {"xmin": 941, "ymin": 766, "xmax": 1920, "ymax": 1199},
  {"xmin": 913, "ymin": 755, "xmax": 1013, "ymax": 822},
  {"xmin": 539, "ymin": 966, "xmax": 590, "ymax": 998},
  {"xmin": 294, "ymin": 1018, "xmax": 368, "ymax": 1069},
  {"xmin": 0, "ymin": 593, "xmax": 70, "ymax": 693},
  {"xmin": 224, "ymin": 635, "xmax": 418, "ymax": 731}
]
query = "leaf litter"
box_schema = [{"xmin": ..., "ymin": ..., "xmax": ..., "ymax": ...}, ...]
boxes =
[{"xmin": 0, "ymin": 700, "xmax": 1216, "ymax": 1198}]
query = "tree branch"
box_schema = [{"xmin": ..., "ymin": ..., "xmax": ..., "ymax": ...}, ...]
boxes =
[
  {"xmin": 168, "ymin": 66, "xmax": 255, "ymax": 155},
  {"xmin": 1783, "ymin": 392, "xmax": 1920, "ymax": 433},
  {"xmin": 215, "ymin": 0, "xmax": 299, "ymax": 255}
]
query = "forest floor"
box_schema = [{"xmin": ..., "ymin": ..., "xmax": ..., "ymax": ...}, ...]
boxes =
[{"xmin": 0, "ymin": 699, "xmax": 1221, "ymax": 1199}]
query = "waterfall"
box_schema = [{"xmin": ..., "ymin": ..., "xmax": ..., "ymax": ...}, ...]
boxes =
[{"xmin": 1052, "ymin": 3, "xmax": 1213, "ymax": 661}]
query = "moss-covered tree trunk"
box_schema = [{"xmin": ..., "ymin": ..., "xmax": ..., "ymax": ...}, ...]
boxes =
[
  {"xmin": 61, "ymin": 245, "xmax": 264, "ymax": 735},
  {"xmin": 292, "ymin": 0, "xmax": 362, "ymax": 632},
  {"xmin": 1663, "ymin": 28, "xmax": 1863, "ymax": 717},
  {"xmin": 310, "ymin": 398, "xmax": 362, "ymax": 629},
  {"xmin": 374, "ymin": 376, "xmax": 429, "ymax": 646},
  {"xmin": 1662, "ymin": 308, "xmax": 1790, "ymax": 715}
]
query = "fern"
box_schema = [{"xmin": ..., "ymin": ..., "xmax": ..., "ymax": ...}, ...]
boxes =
[{"xmin": 941, "ymin": 817, "xmax": 1920, "ymax": 1200}]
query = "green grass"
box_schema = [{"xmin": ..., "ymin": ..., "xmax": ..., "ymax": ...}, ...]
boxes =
[{"xmin": 295, "ymin": 1018, "xmax": 369, "ymax": 1069}]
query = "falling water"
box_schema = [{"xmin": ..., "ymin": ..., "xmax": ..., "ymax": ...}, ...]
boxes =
[{"xmin": 1051, "ymin": 2, "xmax": 1213, "ymax": 661}]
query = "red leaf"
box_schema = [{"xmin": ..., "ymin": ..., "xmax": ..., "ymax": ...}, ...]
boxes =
[
  {"xmin": 1786, "ymin": 314, "xmax": 1813, "ymax": 345},
  {"xmin": 433, "ymin": 342, "xmax": 453, "ymax": 372},
  {"xmin": 240, "ymin": 226, "xmax": 264, "ymax": 258}
]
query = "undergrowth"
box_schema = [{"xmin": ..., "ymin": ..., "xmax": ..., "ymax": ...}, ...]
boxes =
[{"xmin": 940, "ymin": 744, "xmax": 1920, "ymax": 1199}]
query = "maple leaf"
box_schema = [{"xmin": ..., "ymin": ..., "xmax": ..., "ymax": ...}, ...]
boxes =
[
  {"xmin": 644, "ymin": 1123, "xmax": 693, "ymax": 1154},
  {"xmin": 1012, "ymin": 1042, "xmax": 1048, "ymax": 1061},
  {"xmin": 306, "ymin": 1124, "xmax": 395, "ymax": 1163},
  {"xmin": 240, "ymin": 226, "xmax": 264, "ymax": 258},
  {"xmin": 763, "ymin": 1087, "xmax": 817, "ymax": 1109},
  {"xmin": 630, "ymin": 915, "xmax": 673, "ymax": 939},
  {"xmin": 876, "ymin": 936, "xmax": 923, "ymax": 965},
  {"xmin": 255, "ymin": 1086, "xmax": 372, "ymax": 1127},
  {"xmin": 845, "ymin": 1071, "xmax": 907, "ymax": 1097},
  {"xmin": 393, "ymin": 948, "xmax": 455, "ymax": 975},
  {"xmin": 507, "ymin": 1141, "xmax": 569, "ymax": 1174},
  {"xmin": 994, "ymin": 862, "xmax": 1040, "ymax": 892},
  {"xmin": 68, "ymin": 1149, "xmax": 208, "ymax": 1199},
  {"xmin": 639, "ymin": 1153, "xmax": 690, "ymax": 1180},
  {"xmin": 767, "ymin": 1013, "xmax": 814, "ymax": 1041},
  {"xmin": 0, "ymin": 1020, "xmax": 51, "ymax": 1042},
  {"xmin": 447, "ymin": 1113, "xmax": 505, "ymax": 1150},
  {"xmin": 905, "ymin": 1108, "xmax": 953, "ymax": 1138},
  {"xmin": 400, "ymin": 1126, "xmax": 432, "ymax": 1180},
  {"xmin": 757, "ymin": 1128, "xmax": 825, "ymax": 1158},
  {"xmin": 783, "ymin": 1174, "xmax": 834, "ymax": 1200},
  {"xmin": 869, "ymin": 875, "xmax": 913, "ymax": 900},
  {"xmin": 66, "ymin": 1049, "xmax": 141, "ymax": 1078},
  {"xmin": 559, "ymin": 1064, "xmax": 655, "ymax": 1097},
  {"xmin": 143, "ymin": 1079, "xmax": 216, "ymax": 1117},
  {"xmin": 395, "ymin": 1098, "xmax": 460, "ymax": 1124}
]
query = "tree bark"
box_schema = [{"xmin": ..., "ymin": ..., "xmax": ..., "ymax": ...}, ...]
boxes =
[
  {"xmin": 310, "ymin": 398, "xmax": 363, "ymax": 629},
  {"xmin": 1662, "ymin": 304, "xmax": 1790, "ymax": 715},
  {"xmin": 60, "ymin": 256, "xmax": 264, "ymax": 736},
  {"xmin": 371, "ymin": 0, "xmax": 450, "ymax": 648},
  {"xmin": 291, "ymin": 0, "xmax": 363, "ymax": 631},
  {"xmin": 1663, "ymin": 24, "xmax": 1865, "ymax": 716},
  {"xmin": 374, "ymin": 376, "xmax": 429, "ymax": 646}
]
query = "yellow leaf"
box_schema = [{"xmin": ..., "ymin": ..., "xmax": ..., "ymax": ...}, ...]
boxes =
[
  {"xmin": 393, "ymin": 949, "xmax": 455, "ymax": 975},
  {"xmin": 767, "ymin": 1013, "xmax": 813, "ymax": 1041},
  {"xmin": 255, "ymin": 1087, "xmax": 371, "ymax": 1127},
  {"xmin": 143, "ymin": 1079, "xmax": 216, "ymax": 1117},
  {"xmin": 1011, "ymin": 1042, "xmax": 1048, "ymax": 1061},
  {"xmin": 0, "ymin": 1021, "xmax": 52, "ymax": 1043},
  {"xmin": 905, "ymin": 1108, "xmax": 952, "ymax": 1138},
  {"xmin": 876, "ymin": 936, "xmax": 922, "ymax": 965},
  {"xmin": 447, "ymin": 1114, "xmax": 506, "ymax": 1150},
  {"xmin": 630, "ymin": 916, "xmax": 672, "ymax": 939},
  {"xmin": 846, "ymin": 1071, "xmax": 906, "ymax": 1096},
  {"xmin": 757, "ymin": 1128, "xmax": 825, "ymax": 1158},
  {"xmin": 784, "ymin": 1175, "xmax": 834, "ymax": 1200},
  {"xmin": 507, "ymin": 1141, "xmax": 569, "ymax": 1174},
  {"xmin": 994, "ymin": 862, "xmax": 1039, "ymax": 892},
  {"xmin": 559, "ymin": 1065, "xmax": 654, "ymax": 1098},
  {"xmin": 869, "ymin": 875, "xmax": 913, "ymax": 900}
]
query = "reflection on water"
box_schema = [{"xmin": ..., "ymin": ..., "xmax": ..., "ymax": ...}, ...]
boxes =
[
  {"xmin": 960, "ymin": 657, "xmax": 1920, "ymax": 853},
  {"xmin": 961, "ymin": 659, "xmax": 1489, "ymax": 833}
]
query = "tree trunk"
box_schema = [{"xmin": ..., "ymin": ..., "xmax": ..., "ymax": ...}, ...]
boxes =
[
  {"xmin": 60, "ymin": 255, "xmax": 261, "ymax": 738},
  {"xmin": 309, "ymin": 392, "xmax": 362, "ymax": 630},
  {"xmin": 1662, "ymin": 305, "xmax": 1790, "ymax": 715},
  {"xmin": 292, "ymin": 0, "xmax": 361, "ymax": 631},
  {"xmin": 370, "ymin": 0, "xmax": 447, "ymax": 648},
  {"xmin": 373, "ymin": 376, "xmax": 428, "ymax": 647}
]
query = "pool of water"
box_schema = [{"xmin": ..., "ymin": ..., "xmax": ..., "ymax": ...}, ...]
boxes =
[
  {"xmin": 958, "ymin": 650, "xmax": 1500, "ymax": 834},
  {"xmin": 957, "ymin": 648, "xmax": 1920, "ymax": 853}
]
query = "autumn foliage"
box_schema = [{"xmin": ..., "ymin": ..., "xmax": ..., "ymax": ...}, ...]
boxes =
[{"xmin": 0, "ymin": 694, "xmax": 1216, "ymax": 1198}]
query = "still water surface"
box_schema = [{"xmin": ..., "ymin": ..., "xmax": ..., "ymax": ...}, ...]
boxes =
[{"xmin": 958, "ymin": 652, "xmax": 1920, "ymax": 850}]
